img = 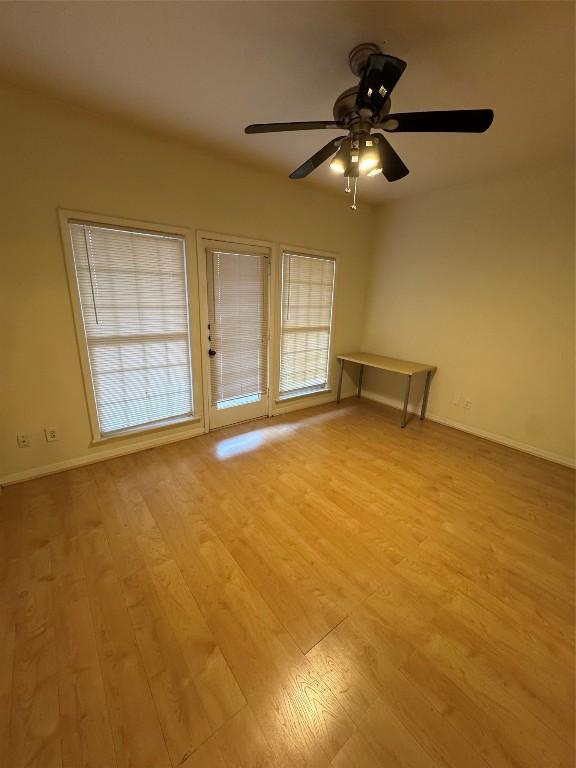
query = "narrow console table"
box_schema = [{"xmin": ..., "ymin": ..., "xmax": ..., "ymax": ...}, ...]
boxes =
[{"xmin": 336, "ymin": 352, "xmax": 437, "ymax": 428}]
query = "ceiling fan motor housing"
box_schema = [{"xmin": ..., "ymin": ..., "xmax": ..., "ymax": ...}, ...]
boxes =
[
  {"xmin": 348, "ymin": 42, "xmax": 383, "ymax": 77},
  {"xmin": 333, "ymin": 85, "xmax": 391, "ymax": 129},
  {"xmin": 334, "ymin": 43, "xmax": 392, "ymax": 130}
]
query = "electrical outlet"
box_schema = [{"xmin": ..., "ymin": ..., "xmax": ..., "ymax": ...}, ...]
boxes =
[
  {"xmin": 464, "ymin": 400, "xmax": 472, "ymax": 410},
  {"xmin": 44, "ymin": 427, "xmax": 58, "ymax": 442},
  {"xmin": 17, "ymin": 434, "xmax": 31, "ymax": 448}
]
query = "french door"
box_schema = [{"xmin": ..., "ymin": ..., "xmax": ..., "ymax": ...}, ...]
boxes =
[{"xmin": 205, "ymin": 241, "xmax": 270, "ymax": 429}]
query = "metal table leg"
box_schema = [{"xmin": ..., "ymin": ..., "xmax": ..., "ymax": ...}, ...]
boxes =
[
  {"xmin": 357, "ymin": 364, "xmax": 364, "ymax": 398},
  {"xmin": 420, "ymin": 371, "xmax": 432, "ymax": 420},
  {"xmin": 336, "ymin": 358, "xmax": 344, "ymax": 403},
  {"xmin": 401, "ymin": 374, "xmax": 412, "ymax": 428}
]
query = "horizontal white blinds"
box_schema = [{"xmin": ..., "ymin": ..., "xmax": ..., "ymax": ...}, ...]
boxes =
[
  {"xmin": 279, "ymin": 251, "xmax": 336, "ymax": 398},
  {"xmin": 69, "ymin": 222, "xmax": 194, "ymax": 435},
  {"xmin": 208, "ymin": 249, "xmax": 269, "ymax": 407}
]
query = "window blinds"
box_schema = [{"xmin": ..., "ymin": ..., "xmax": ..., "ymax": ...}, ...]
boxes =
[
  {"xmin": 279, "ymin": 251, "xmax": 336, "ymax": 398},
  {"xmin": 69, "ymin": 222, "xmax": 194, "ymax": 435},
  {"xmin": 207, "ymin": 249, "xmax": 269, "ymax": 409}
]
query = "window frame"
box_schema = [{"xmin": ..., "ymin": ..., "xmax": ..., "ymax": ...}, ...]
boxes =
[
  {"xmin": 59, "ymin": 209, "xmax": 205, "ymax": 443},
  {"xmin": 274, "ymin": 245, "xmax": 338, "ymax": 405}
]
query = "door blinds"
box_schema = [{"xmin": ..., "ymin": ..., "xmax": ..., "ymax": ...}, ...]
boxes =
[
  {"xmin": 207, "ymin": 249, "xmax": 269, "ymax": 408},
  {"xmin": 279, "ymin": 251, "xmax": 336, "ymax": 398},
  {"xmin": 69, "ymin": 222, "xmax": 194, "ymax": 435}
]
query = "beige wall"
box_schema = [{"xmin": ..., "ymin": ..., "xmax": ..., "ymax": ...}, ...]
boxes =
[
  {"xmin": 0, "ymin": 82, "xmax": 375, "ymax": 482},
  {"xmin": 2, "ymin": 81, "xmax": 573, "ymax": 482},
  {"xmin": 361, "ymin": 160, "xmax": 575, "ymax": 465}
]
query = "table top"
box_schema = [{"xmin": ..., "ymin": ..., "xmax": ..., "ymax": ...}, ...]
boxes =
[{"xmin": 337, "ymin": 352, "xmax": 437, "ymax": 376}]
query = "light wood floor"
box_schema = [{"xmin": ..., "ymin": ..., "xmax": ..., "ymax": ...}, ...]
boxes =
[{"xmin": 0, "ymin": 399, "xmax": 574, "ymax": 768}]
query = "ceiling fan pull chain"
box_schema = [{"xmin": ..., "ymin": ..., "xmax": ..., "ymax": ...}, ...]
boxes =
[
  {"xmin": 345, "ymin": 176, "xmax": 351, "ymax": 194},
  {"xmin": 351, "ymin": 178, "xmax": 358, "ymax": 210}
]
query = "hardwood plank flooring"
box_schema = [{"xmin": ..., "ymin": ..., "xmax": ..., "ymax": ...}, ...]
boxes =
[{"xmin": 1, "ymin": 399, "xmax": 574, "ymax": 767}]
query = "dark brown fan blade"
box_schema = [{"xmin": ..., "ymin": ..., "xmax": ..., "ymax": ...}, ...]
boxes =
[
  {"xmin": 289, "ymin": 137, "xmax": 346, "ymax": 179},
  {"xmin": 245, "ymin": 121, "xmax": 343, "ymax": 134},
  {"xmin": 374, "ymin": 135, "xmax": 409, "ymax": 182},
  {"xmin": 356, "ymin": 54, "xmax": 407, "ymax": 113},
  {"xmin": 379, "ymin": 109, "xmax": 494, "ymax": 133}
]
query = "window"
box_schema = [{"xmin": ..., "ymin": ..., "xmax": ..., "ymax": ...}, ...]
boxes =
[
  {"xmin": 279, "ymin": 251, "xmax": 336, "ymax": 399},
  {"xmin": 67, "ymin": 221, "xmax": 194, "ymax": 437}
]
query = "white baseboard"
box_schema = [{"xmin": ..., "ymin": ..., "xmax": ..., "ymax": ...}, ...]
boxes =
[
  {"xmin": 360, "ymin": 389, "xmax": 575, "ymax": 468},
  {"xmin": 272, "ymin": 389, "xmax": 345, "ymax": 416},
  {"xmin": 0, "ymin": 423, "xmax": 207, "ymax": 486},
  {"xmin": 0, "ymin": 389, "xmax": 355, "ymax": 487},
  {"xmin": 3, "ymin": 388, "xmax": 573, "ymax": 486}
]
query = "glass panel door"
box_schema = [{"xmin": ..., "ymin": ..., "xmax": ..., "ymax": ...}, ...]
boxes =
[{"xmin": 206, "ymin": 246, "xmax": 269, "ymax": 429}]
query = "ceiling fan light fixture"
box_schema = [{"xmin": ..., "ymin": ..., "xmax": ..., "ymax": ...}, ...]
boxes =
[
  {"xmin": 358, "ymin": 136, "xmax": 381, "ymax": 174},
  {"xmin": 329, "ymin": 140, "xmax": 350, "ymax": 174},
  {"xmin": 359, "ymin": 155, "xmax": 379, "ymax": 173},
  {"xmin": 329, "ymin": 156, "xmax": 346, "ymax": 174}
]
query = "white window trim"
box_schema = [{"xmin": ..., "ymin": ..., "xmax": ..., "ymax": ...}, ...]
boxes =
[
  {"xmin": 273, "ymin": 243, "xmax": 338, "ymax": 408},
  {"xmin": 59, "ymin": 209, "xmax": 205, "ymax": 444}
]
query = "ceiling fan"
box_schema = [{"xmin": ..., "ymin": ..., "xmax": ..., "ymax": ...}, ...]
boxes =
[{"xmin": 245, "ymin": 43, "xmax": 494, "ymax": 208}]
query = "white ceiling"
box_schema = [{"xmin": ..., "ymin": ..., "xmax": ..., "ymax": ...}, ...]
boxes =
[{"xmin": 0, "ymin": 1, "xmax": 573, "ymax": 202}]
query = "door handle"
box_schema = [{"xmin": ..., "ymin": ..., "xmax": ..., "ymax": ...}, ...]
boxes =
[{"xmin": 208, "ymin": 349, "xmax": 216, "ymax": 357}]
